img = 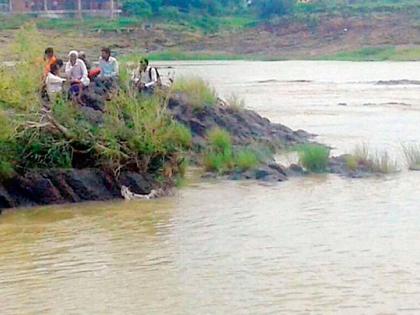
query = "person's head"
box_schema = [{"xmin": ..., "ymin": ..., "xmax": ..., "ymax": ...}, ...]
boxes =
[
  {"xmin": 50, "ymin": 63, "xmax": 59, "ymax": 75},
  {"xmin": 139, "ymin": 58, "xmax": 149, "ymax": 71},
  {"xmin": 68, "ymin": 50, "xmax": 78, "ymax": 64},
  {"xmin": 101, "ymin": 47, "xmax": 111, "ymax": 61},
  {"xmin": 79, "ymin": 51, "xmax": 87, "ymax": 61},
  {"xmin": 55, "ymin": 58, "xmax": 64, "ymax": 68},
  {"xmin": 44, "ymin": 47, "xmax": 54, "ymax": 60}
]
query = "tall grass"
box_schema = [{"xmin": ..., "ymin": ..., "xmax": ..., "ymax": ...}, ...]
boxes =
[
  {"xmin": 297, "ymin": 144, "xmax": 330, "ymax": 173},
  {"xmin": 370, "ymin": 152, "xmax": 398, "ymax": 174},
  {"xmin": 402, "ymin": 144, "xmax": 420, "ymax": 170},
  {"xmin": 226, "ymin": 93, "xmax": 245, "ymax": 111},
  {"xmin": 171, "ymin": 76, "xmax": 217, "ymax": 109},
  {"xmin": 350, "ymin": 144, "xmax": 398, "ymax": 174},
  {"xmin": 0, "ymin": 110, "xmax": 16, "ymax": 178},
  {"xmin": 0, "ymin": 23, "xmax": 45, "ymax": 111}
]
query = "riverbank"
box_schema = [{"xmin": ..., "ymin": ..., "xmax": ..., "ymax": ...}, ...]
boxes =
[
  {"xmin": 1, "ymin": 9, "xmax": 420, "ymax": 61},
  {"xmin": 0, "ymin": 25, "xmax": 313, "ymax": 210},
  {"xmin": 0, "ymin": 90, "xmax": 311, "ymax": 210}
]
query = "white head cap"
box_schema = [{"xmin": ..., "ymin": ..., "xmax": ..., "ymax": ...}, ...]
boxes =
[{"xmin": 68, "ymin": 50, "xmax": 79, "ymax": 58}]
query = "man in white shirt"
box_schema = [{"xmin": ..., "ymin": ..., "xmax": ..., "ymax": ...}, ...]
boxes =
[
  {"xmin": 131, "ymin": 58, "xmax": 161, "ymax": 93},
  {"xmin": 65, "ymin": 50, "xmax": 90, "ymax": 86},
  {"xmin": 45, "ymin": 63, "xmax": 66, "ymax": 102},
  {"xmin": 98, "ymin": 47, "xmax": 119, "ymax": 79},
  {"xmin": 65, "ymin": 51, "xmax": 90, "ymax": 104}
]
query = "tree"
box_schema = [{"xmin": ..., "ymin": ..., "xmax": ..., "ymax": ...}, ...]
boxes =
[
  {"xmin": 121, "ymin": 0, "xmax": 153, "ymax": 17},
  {"xmin": 255, "ymin": 0, "xmax": 295, "ymax": 18}
]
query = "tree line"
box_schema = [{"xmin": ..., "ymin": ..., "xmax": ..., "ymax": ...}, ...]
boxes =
[{"xmin": 120, "ymin": 0, "xmax": 297, "ymax": 18}]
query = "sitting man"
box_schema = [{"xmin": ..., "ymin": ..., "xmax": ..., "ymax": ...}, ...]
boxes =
[
  {"xmin": 131, "ymin": 58, "xmax": 161, "ymax": 94},
  {"xmin": 44, "ymin": 47, "xmax": 57, "ymax": 76},
  {"xmin": 45, "ymin": 63, "xmax": 66, "ymax": 104},
  {"xmin": 98, "ymin": 47, "xmax": 119, "ymax": 96},
  {"xmin": 65, "ymin": 50, "xmax": 90, "ymax": 104},
  {"xmin": 99, "ymin": 47, "xmax": 119, "ymax": 79}
]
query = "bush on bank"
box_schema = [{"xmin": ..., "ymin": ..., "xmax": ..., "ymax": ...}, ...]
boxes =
[
  {"xmin": 297, "ymin": 144, "xmax": 330, "ymax": 173},
  {"xmin": 203, "ymin": 128, "xmax": 259, "ymax": 174},
  {"xmin": 171, "ymin": 76, "xmax": 217, "ymax": 110}
]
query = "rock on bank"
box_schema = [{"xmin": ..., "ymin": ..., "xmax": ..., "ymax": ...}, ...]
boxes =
[{"xmin": 0, "ymin": 169, "xmax": 155, "ymax": 211}]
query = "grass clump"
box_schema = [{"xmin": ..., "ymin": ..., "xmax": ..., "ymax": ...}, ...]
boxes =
[
  {"xmin": 370, "ymin": 152, "xmax": 398, "ymax": 174},
  {"xmin": 204, "ymin": 128, "xmax": 234, "ymax": 173},
  {"xmin": 203, "ymin": 128, "xmax": 260, "ymax": 174},
  {"xmin": 350, "ymin": 144, "xmax": 398, "ymax": 174},
  {"xmin": 402, "ymin": 144, "xmax": 420, "ymax": 170},
  {"xmin": 226, "ymin": 93, "xmax": 245, "ymax": 111},
  {"xmin": 171, "ymin": 76, "xmax": 217, "ymax": 109},
  {"xmin": 235, "ymin": 149, "xmax": 258, "ymax": 172},
  {"xmin": 297, "ymin": 144, "xmax": 330, "ymax": 173}
]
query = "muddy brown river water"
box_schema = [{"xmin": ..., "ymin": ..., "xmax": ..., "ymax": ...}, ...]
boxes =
[{"xmin": 1, "ymin": 61, "xmax": 420, "ymax": 314}]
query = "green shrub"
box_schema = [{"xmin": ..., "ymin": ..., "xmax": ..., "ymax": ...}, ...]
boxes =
[
  {"xmin": 171, "ymin": 76, "xmax": 217, "ymax": 109},
  {"xmin": 203, "ymin": 129, "xmax": 260, "ymax": 174},
  {"xmin": 121, "ymin": 0, "xmax": 152, "ymax": 18},
  {"xmin": 159, "ymin": 6, "xmax": 182, "ymax": 20},
  {"xmin": 298, "ymin": 144, "xmax": 330, "ymax": 172},
  {"xmin": 344, "ymin": 155, "xmax": 358, "ymax": 171},
  {"xmin": 235, "ymin": 149, "xmax": 258, "ymax": 171},
  {"xmin": 204, "ymin": 151, "xmax": 231, "ymax": 173},
  {"xmin": 15, "ymin": 128, "xmax": 73, "ymax": 170},
  {"xmin": 208, "ymin": 128, "xmax": 232, "ymax": 153},
  {"xmin": 0, "ymin": 110, "xmax": 16, "ymax": 178},
  {"xmin": 203, "ymin": 128, "xmax": 234, "ymax": 173}
]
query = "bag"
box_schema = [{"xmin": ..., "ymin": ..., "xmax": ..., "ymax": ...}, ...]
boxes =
[{"xmin": 89, "ymin": 68, "xmax": 101, "ymax": 80}]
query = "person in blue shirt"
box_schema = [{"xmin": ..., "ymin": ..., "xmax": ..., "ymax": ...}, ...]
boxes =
[{"xmin": 98, "ymin": 47, "xmax": 119, "ymax": 79}]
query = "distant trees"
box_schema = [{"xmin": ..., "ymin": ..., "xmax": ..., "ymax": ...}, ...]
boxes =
[
  {"xmin": 120, "ymin": 0, "xmax": 245, "ymax": 17},
  {"xmin": 118, "ymin": 0, "xmax": 303, "ymax": 20},
  {"xmin": 121, "ymin": 0, "xmax": 153, "ymax": 17},
  {"xmin": 254, "ymin": 0, "xmax": 295, "ymax": 18}
]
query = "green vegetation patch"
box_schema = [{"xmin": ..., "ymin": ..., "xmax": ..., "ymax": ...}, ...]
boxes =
[
  {"xmin": 203, "ymin": 128, "xmax": 259, "ymax": 174},
  {"xmin": 171, "ymin": 76, "xmax": 217, "ymax": 109},
  {"xmin": 235, "ymin": 149, "xmax": 259, "ymax": 172},
  {"xmin": 297, "ymin": 144, "xmax": 330, "ymax": 173},
  {"xmin": 320, "ymin": 47, "xmax": 420, "ymax": 61}
]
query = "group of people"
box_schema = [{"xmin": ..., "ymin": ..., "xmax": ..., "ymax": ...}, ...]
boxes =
[{"xmin": 43, "ymin": 47, "xmax": 161, "ymax": 107}]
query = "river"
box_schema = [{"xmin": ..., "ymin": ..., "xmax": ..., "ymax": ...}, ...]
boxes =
[{"xmin": 1, "ymin": 61, "xmax": 420, "ymax": 314}]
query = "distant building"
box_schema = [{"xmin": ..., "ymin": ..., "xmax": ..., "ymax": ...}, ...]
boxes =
[{"xmin": 1, "ymin": 0, "xmax": 120, "ymax": 18}]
